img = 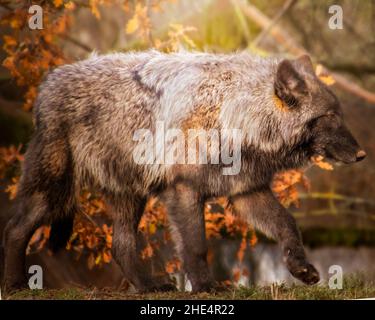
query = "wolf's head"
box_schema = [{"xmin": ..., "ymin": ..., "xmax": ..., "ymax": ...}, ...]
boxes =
[{"xmin": 274, "ymin": 55, "xmax": 366, "ymax": 164}]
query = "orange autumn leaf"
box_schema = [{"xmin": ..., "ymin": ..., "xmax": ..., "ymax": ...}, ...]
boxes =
[
  {"xmin": 272, "ymin": 169, "xmax": 310, "ymax": 208},
  {"xmin": 3, "ymin": 35, "xmax": 17, "ymax": 49},
  {"xmin": 125, "ymin": 3, "xmax": 151, "ymax": 41},
  {"xmin": 53, "ymin": 0, "xmax": 64, "ymax": 7},
  {"xmin": 141, "ymin": 244, "xmax": 154, "ymax": 260},
  {"xmin": 272, "ymin": 170, "xmax": 303, "ymax": 193},
  {"xmin": 165, "ymin": 258, "xmax": 181, "ymax": 274},
  {"xmin": 249, "ymin": 230, "xmax": 258, "ymax": 247},
  {"xmin": 102, "ymin": 250, "xmax": 111, "ymax": 263},
  {"xmin": 5, "ymin": 177, "xmax": 19, "ymax": 200},
  {"xmin": 126, "ymin": 15, "xmax": 139, "ymax": 34},
  {"xmin": 65, "ymin": 2, "xmax": 76, "ymax": 10},
  {"xmin": 237, "ymin": 238, "xmax": 247, "ymax": 263},
  {"xmin": 315, "ymin": 64, "xmax": 335, "ymax": 86},
  {"xmin": 89, "ymin": 0, "xmax": 101, "ymax": 18},
  {"xmin": 27, "ymin": 226, "xmax": 51, "ymax": 254},
  {"xmin": 311, "ymin": 155, "xmax": 334, "ymax": 170}
]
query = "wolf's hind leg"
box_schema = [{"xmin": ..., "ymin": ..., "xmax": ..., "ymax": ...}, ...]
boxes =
[
  {"xmin": 2, "ymin": 192, "xmax": 49, "ymax": 293},
  {"xmin": 231, "ymin": 188, "xmax": 320, "ymax": 285},
  {"xmin": 2, "ymin": 135, "xmax": 76, "ymax": 294}
]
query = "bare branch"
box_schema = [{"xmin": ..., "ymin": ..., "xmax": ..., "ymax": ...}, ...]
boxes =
[
  {"xmin": 60, "ymin": 34, "xmax": 93, "ymax": 53},
  {"xmin": 252, "ymin": 0, "xmax": 297, "ymax": 47}
]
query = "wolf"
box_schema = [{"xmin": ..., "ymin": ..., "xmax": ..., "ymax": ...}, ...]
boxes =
[{"xmin": 1, "ymin": 51, "xmax": 366, "ymax": 293}]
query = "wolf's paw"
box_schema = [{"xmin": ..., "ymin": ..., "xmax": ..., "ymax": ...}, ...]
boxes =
[
  {"xmin": 138, "ymin": 282, "xmax": 177, "ymax": 293},
  {"xmin": 152, "ymin": 283, "xmax": 177, "ymax": 292},
  {"xmin": 191, "ymin": 281, "xmax": 215, "ymax": 293},
  {"xmin": 289, "ymin": 262, "xmax": 320, "ymax": 285}
]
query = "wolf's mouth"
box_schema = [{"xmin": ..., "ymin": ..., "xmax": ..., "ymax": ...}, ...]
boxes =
[
  {"xmin": 324, "ymin": 156, "xmax": 344, "ymax": 166},
  {"xmin": 314, "ymin": 150, "xmax": 364, "ymax": 166}
]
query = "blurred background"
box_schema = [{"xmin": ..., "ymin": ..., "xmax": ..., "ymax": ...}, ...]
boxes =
[{"xmin": 0, "ymin": 0, "xmax": 374, "ymax": 291}]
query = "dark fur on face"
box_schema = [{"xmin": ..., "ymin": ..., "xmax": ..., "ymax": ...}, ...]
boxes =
[
  {"xmin": 274, "ymin": 55, "xmax": 366, "ymax": 164},
  {"xmin": 308, "ymin": 113, "xmax": 364, "ymax": 163}
]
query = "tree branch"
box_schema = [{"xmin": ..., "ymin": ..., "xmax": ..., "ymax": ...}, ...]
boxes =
[
  {"xmin": 60, "ymin": 34, "xmax": 93, "ymax": 53},
  {"xmin": 252, "ymin": 0, "xmax": 297, "ymax": 47}
]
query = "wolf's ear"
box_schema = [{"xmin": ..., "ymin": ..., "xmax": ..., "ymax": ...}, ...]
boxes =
[
  {"xmin": 296, "ymin": 54, "xmax": 315, "ymax": 74},
  {"xmin": 274, "ymin": 59, "xmax": 307, "ymax": 109}
]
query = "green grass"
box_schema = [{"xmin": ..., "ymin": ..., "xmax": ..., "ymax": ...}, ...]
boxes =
[{"xmin": 6, "ymin": 274, "xmax": 375, "ymax": 300}]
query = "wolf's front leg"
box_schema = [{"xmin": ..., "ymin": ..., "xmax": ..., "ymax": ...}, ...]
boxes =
[
  {"xmin": 160, "ymin": 183, "xmax": 214, "ymax": 292},
  {"xmin": 231, "ymin": 188, "xmax": 319, "ymax": 285},
  {"xmin": 107, "ymin": 194, "xmax": 175, "ymax": 293}
]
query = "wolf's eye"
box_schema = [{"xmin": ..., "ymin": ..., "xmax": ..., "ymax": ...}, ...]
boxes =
[
  {"xmin": 307, "ymin": 114, "xmax": 334, "ymax": 131},
  {"xmin": 308, "ymin": 113, "xmax": 342, "ymax": 132},
  {"xmin": 326, "ymin": 111, "xmax": 340, "ymax": 119},
  {"xmin": 307, "ymin": 115, "xmax": 326, "ymax": 129},
  {"xmin": 325, "ymin": 112, "xmax": 341, "ymax": 125}
]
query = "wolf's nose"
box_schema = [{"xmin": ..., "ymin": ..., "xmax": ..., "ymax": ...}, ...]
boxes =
[{"xmin": 356, "ymin": 150, "xmax": 366, "ymax": 162}]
